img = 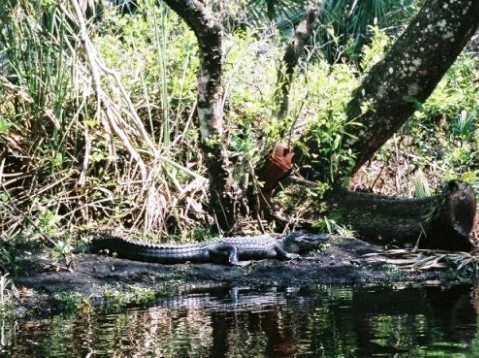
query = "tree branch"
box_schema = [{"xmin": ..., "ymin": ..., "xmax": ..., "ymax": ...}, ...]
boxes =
[{"xmin": 276, "ymin": 3, "xmax": 319, "ymax": 120}]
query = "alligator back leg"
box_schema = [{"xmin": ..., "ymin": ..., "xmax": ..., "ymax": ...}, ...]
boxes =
[
  {"xmin": 229, "ymin": 246, "xmax": 252, "ymax": 266},
  {"xmin": 208, "ymin": 245, "xmax": 252, "ymax": 266}
]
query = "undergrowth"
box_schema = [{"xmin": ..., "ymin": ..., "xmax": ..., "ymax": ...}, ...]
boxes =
[{"xmin": 0, "ymin": 0, "xmax": 477, "ymax": 245}]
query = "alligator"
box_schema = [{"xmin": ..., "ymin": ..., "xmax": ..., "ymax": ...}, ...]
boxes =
[{"xmin": 90, "ymin": 231, "xmax": 330, "ymax": 266}]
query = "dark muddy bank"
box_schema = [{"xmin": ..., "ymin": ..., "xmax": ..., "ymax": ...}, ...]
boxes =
[{"xmin": 10, "ymin": 237, "xmax": 473, "ymax": 318}]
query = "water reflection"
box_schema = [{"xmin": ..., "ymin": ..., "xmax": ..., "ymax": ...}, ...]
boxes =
[{"xmin": 2, "ymin": 285, "xmax": 479, "ymax": 357}]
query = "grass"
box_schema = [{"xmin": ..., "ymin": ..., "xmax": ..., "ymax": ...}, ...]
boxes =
[
  {"xmin": 0, "ymin": 273, "xmax": 12, "ymax": 310},
  {"xmin": 52, "ymin": 284, "xmax": 157, "ymax": 315},
  {"xmin": 0, "ymin": 0, "xmax": 208, "ymax": 240}
]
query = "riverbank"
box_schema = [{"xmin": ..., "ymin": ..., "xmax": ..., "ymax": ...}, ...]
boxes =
[{"xmin": 8, "ymin": 236, "xmax": 476, "ymax": 318}]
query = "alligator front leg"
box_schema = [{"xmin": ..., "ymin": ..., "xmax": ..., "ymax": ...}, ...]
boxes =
[{"xmin": 274, "ymin": 245, "xmax": 300, "ymax": 260}]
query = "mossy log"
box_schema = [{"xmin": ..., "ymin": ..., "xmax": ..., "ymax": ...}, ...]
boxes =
[{"xmin": 325, "ymin": 180, "xmax": 476, "ymax": 251}]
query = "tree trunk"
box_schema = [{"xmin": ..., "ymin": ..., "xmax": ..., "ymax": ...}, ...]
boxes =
[
  {"xmin": 341, "ymin": 0, "xmax": 479, "ymax": 179},
  {"xmin": 162, "ymin": 0, "xmax": 237, "ymax": 232},
  {"xmin": 325, "ymin": 181, "xmax": 476, "ymax": 251}
]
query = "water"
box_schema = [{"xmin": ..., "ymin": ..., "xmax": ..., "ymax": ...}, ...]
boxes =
[{"xmin": 2, "ymin": 285, "xmax": 479, "ymax": 357}]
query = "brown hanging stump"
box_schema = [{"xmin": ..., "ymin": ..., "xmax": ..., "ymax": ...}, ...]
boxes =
[
  {"xmin": 257, "ymin": 142, "xmax": 295, "ymax": 194},
  {"xmin": 255, "ymin": 142, "xmax": 295, "ymax": 223}
]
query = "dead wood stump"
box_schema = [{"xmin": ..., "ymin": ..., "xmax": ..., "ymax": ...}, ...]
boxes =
[{"xmin": 325, "ymin": 180, "xmax": 476, "ymax": 251}]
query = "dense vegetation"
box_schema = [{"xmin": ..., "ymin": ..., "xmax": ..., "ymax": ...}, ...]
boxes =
[{"xmin": 0, "ymin": 0, "xmax": 478, "ymax": 244}]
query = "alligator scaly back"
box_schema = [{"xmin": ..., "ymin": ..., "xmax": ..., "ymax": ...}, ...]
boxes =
[{"xmin": 90, "ymin": 232, "xmax": 330, "ymax": 265}]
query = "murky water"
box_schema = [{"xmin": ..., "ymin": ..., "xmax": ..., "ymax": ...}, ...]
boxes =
[{"xmin": 2, "ymin": 285, "xmax": 479, "ymax": 357}]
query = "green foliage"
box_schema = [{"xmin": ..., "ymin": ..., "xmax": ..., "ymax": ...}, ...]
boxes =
[
  {"xmin": 0, "ymin": 116, "xmax": 12, "ymax": 133},
  {"xmin": 293, "ymin": 62, "xmax": 359, "ymax": 182},
  {"xmin": 317, "ymin": 0, "xmax": 417, "ymax": 62},
  {"xmin": 101, "ymin": 284, "xmax": 156, "ymax": 312},
  {"xmin": 53, "ymin": 291, "xmax": 85, "ymax": 312},
  {"xmin": 0, "ymin": 274, "xmax": 12, "ymax": 311},
  {"xmin": 413, "ymin": 170, "xmax": 431, "ymax": 198},
  {"xmin": 312, "ymin": 213, "xmax": 354, "ymax": 237},
  {"xmin": 0, "ymin": 0, "xmax": 205, "ymax": 238},
  {"xmin": 0, "ymin": 0, "xmax": 83, "ymax": 235},
  {"xmin": 451, "ymin": 110, "xmax": 477, "ymax": 141},
  {"xmin": 238, "ymin": 0, "xmax": 416, "ymax": 63},
  {"xmin": 360, "ymin": 25, "xmax": 391, "ymax": 71},
  {"xmin": 404, "ymin": 53, "xmax": 479, "ymax": 193},
  {"xmin": 0, "ymin": 0, "xmax": 477, "ymax": 244},
  {"xmin": 418, "ymin": 55, "xmax": 479, "ymax": 121},
  {"xmin": 97, "ymin": 1, "xmax": 198, "ymax": 107},
  {"xmin": 222, "ymin": 28, "xmax": 281, "ymax": 187},
  {"xmin": 246, "ymin": 0, "xmax": 308, "ymax": 28}
]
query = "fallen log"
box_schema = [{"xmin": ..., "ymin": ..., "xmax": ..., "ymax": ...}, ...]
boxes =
[{"xmin": 325, "ymin": 180, "xmax": 476, "ymax": 251}]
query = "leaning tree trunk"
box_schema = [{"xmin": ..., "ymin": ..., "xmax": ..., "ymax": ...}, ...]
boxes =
[
  {"xmin": 341, "ymin": 0, "xmax": 479, "ymax": 178},
  {"xmin": 315, "ymin": 0, "xmax": 479, "ymax": 250},
  {"xmin": 162, "ymin": 0, "xmax": 237, "ymax": 232},
  {"xmin": 326, "ymin": 181, "xmax": 476, "ymax": 251}
]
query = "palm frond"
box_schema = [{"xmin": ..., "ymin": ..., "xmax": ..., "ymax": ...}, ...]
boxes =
[{"xmin": 246, "ymin": 0, "xmax": 308, "ymax": 34}]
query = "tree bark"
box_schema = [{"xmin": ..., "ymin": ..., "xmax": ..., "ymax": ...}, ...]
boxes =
[
  {"xmin": 162, "ymin": 0, "xmax": 236, "ymax": 232},
  {"xmin": 325, "ymin": 181, "xmax": 476, "ymax": 251},
  {"xmin": 341, "ymin": 0, "xmax": 479, "ymax": 178}
]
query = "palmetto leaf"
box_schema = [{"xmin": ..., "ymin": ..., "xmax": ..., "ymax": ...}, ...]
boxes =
[
  {"xmin": 247, "ymin": 0, "xmax": 308, "ymax": 22},
  {"xmin": 318, "ymin": 0, "xmax": 417, "ymax": 61},
  {"xmin": 245, "ymin": 0, "xmax": 418, "ymax": 62},
  {"xmin": 414, "ymin": 170, "xmax": 431, "ymax": 198},
  {"xmin": 246, "ymin": 0, "xmax": 308, "ymax": 36}
]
